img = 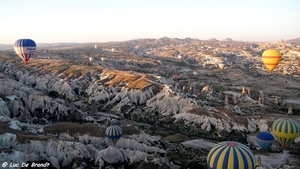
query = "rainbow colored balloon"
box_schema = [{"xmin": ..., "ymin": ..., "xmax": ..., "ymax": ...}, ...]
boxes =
[
  {"xmin": 271, "ymin": 118, "xmax": 300, "ymax": 148},
  {"xmin": 207, "ymin": 141, "xmax": 255, "ymax": 169},
  {"xmin": 261, "ymin": 49, "xmax": 282, "ymax": 73}
]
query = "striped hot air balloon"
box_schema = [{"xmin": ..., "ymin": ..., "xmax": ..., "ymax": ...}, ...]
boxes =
[
  {"xmin": 14, "ymin": 39, "xmax": 36, "ymax": 64},
  {"xmin": 207, "ymin": 141, "xmax": 255, "ymax": 169},
  {"xmin": 105, "ymin": 125, "xmax": 123, "ymax": 146},
  {"xmin": 261, "ymin": 49, "xmax": 282, "ymax": 73},
  {"xmin": 271, "ymin": 118, "xmax": 300, "ymax": 149},
  {"xmin": 256, "ymin": 131, "xmax": 275, "ymax": 150}
]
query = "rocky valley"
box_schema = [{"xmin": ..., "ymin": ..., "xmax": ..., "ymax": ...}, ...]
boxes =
[{"xmin": 0, "ymin": 37, "xmax": 300, "ymax": 169}]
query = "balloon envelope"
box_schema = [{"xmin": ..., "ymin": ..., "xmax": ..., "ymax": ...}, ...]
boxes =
[
  {"xmin": 218, "ymin": 63, "xmax": 225, "ymax": 70},
  {"xmin": 271, "ymin": 118, "xmax": 300, "ymax": 148},
  {"xmin": 207, "ymin": 141, "xmax": 255, "ymax": 169},
  {"xmin": 178, "ymin": 54, "xmax": 183, "ymax": 60},
  {"xmin": 262, "ymin": 49, "xmax": 282, "ymax": 73},
  {"xmin": 105, "ymin": 125, "xmax": 122, "ymax": 146},
  {"xmin": 14, "ymin": 39, "xmax": 36, "ymax": 63},
  {"xmin": 89, "ymin": 57, "xmax": 93, "ymax": 62},
  {"xmin": 256, "ymin": 131, "xmax": 274, "ymax": 150},
  {"xmin": 94, "ymin": 45, "xmax": 98, "ymax": 50}
]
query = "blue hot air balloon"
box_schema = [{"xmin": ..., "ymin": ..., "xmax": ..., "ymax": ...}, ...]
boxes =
[
  {"xmin": 271, "ymin": 118, "xmax": 300, "ymax": 149},
  {"xmin": 207, "ymin": 141, "xmax": 255, "ymax": 169},
  {"xmin": 105, "ymin": 125, "xmax": 122, "ymax": 146},
  {"xmin": 14, "ymin": 39, "xmax": 36, "ymax": 64},
  {"xmin": 256, "ymin": 131, "xmax": 275, "ymax": 150}
]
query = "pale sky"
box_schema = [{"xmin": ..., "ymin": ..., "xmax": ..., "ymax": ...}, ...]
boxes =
[{"xmin": 1, "ymin": 0, "xmax": 300, "ymax": 44}]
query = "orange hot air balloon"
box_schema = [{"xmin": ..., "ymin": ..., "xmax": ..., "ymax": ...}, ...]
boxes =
[{"xmin": 262, "ymin": 49, "xmax": 282, "ymax": 73}]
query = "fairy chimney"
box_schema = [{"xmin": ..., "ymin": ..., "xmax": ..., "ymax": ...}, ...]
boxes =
[
  {"xmin": 241, "ymin": 87, "xmax": 247, "ymax": 96},
  {"xmin": 287, "ymin": 105, "xmax": 293, "ymax": 115},
  {"xmin": 224, "ymin": 94, "xmax": 229, "ymax": 105},
  {"xmin": 218, "ymin": 91, "xmax": 223, "ymax": 100},
  {"xmin": 261, "ymin": 93, "xmax": 265, "ymax": 104},
  {"xmin": 274, "ymin": 97, "xmax": 279, "ymax": 105},
  {"xmin": 182, "ymin": 85, "xmax": 187, "ymax": 94},
  {"xmin": 233, "ymin": 94, "xmax": 238, "ymax": 104},
  {"xmin": 188, "ymin": 86, "xmax": 194, "ymax": 95},
  {"xmin": 203, "ymin": 84, "xmax": 210, "ymax": 91},
  {"xmin": 201, "ymin": 84, "xmax": 210, "ymax": 95},
  {"xmin": 255, "ymin": 155, "xmax": 261, "ymax": 167},
  {"xmin": 105, "ymin": 118, "xmax": 111, "ymax": 127},
  {"xmin": 258, "ymin": 97, "xmax": 262, "ymax": 104}
]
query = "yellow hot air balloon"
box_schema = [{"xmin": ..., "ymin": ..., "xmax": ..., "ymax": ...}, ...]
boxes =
[
  {"xmin": 271, "ymin": 118, "xmax": 300, "ymax": 149},
  {"xmin": 262, "ymin": 49, "xmax": 282, "ymax": 73},
  {"xmin": 207, "ymin": 141, "xmax": 255, "ymax": 169}
]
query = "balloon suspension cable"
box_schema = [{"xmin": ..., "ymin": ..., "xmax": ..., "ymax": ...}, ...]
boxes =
[
  {"xmin": 108, "ymin": 139, "xmax": 116, "ymax": 147},
  {"xmin": 109, "ymin": 139, "xmax": 113, "ymax": 146}
]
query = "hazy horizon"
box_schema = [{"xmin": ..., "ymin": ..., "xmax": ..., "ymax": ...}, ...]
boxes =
[
  {"xmin": 0, "ymin": 36, "xmax": 297, "ymax": 46},
  {"xmin": 1, "ymin": 0, "xmax": 300, "ymax": 44}
]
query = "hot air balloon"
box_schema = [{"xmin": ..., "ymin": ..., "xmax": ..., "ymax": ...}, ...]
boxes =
[
  {"xmin": 256, "ymin": 131, "xmax": 275, "ymax": 150},
  {"xmin": 192, "ymin": 71, "xmax": 198, "ymax": 75},
  {"xmin": 105, "ymin": 125, "xmax": 122, "ymax": 146},
  {"xmin": 218, "ymin": 62, "xmax": 225, "ymax": 70},
  {"xmin": 207, "ymin": 141, "xmax": 255, "ymax": 169},
  {"xmin": 178, "ymin": 54, "xmax": 184, "ymax": 60},
  {"xmin": 111, "ymin": 48, "xmax": 116, "ymax": 53},
  {"xmin": 89, "ymin": 57, "xmax": 93, "ymax": 62},
  {"xmin": 271, "ymin": 118, "xmax": 300, "ymax": 149},
  {"xmin": 94, "ymin": 45, "xmax": 98, "ymax": 50},
  {"xmin": 14, "ymin": 39, "xmax": 36, "ymax": 64},
  {"xmin": 262, "ymin": 49, "xmax": 282, "ymax": 73},
  {"xmin": 173, "ymin": 74, "xmax": 179, "ymax": 80}
]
